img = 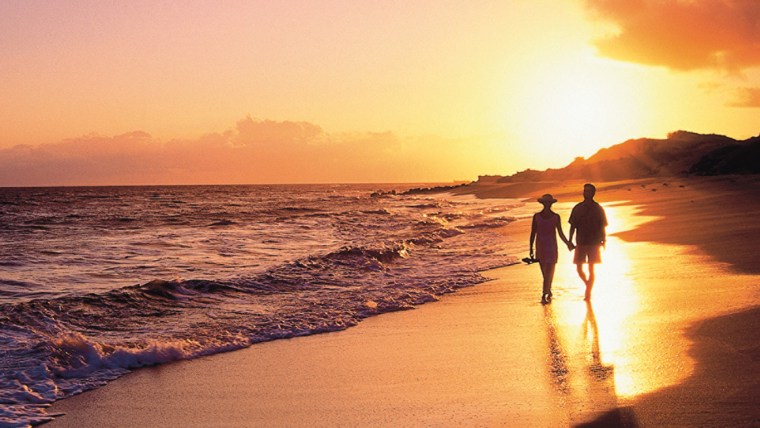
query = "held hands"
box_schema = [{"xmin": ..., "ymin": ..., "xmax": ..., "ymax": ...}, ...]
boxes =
[{"xmin": 567, "ymin": 242, "xmax": 575, "ymax": 251}]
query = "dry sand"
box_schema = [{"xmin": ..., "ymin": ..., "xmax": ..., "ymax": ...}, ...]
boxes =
[{"xmin": 48, "ymin": 176, "xmax": 760, "ymax": 427}]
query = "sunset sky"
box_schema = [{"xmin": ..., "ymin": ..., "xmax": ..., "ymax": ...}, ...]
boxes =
[{"xmin": 1, "ymin": 0, "xmax": 758, "ymax": 186}]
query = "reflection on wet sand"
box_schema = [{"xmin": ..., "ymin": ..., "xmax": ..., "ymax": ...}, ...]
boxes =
[
  {"xmin": 536, "ymin": 192, "xmax": 760, "ymax": 426},
  {"xmin": 542, "ymin": 203, "xmax": 645, "ymax": 425},
  {"xmin": 583, "ymin": 303, "xmax": 615, "ymax": 383},
  {"xmin": 543, "ymin": 305, "xmax": 569, "ymax": 396},
  {"xmin": 542, "ymin": 199, "xmax": 760, "ymax": 425},
  {"xmin": 544, "ymin": 302, "xmax": 635, "ymax": 425}
]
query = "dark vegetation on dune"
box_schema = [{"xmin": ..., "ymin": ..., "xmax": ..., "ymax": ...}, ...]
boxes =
[{"xmin": 478, "ymin": 131, "xmax": 760, "ymax": 183}]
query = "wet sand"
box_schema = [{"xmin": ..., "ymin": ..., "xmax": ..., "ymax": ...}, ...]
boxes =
[{"xmin": 48, "ymin": 176, "xmax": 760, "ymax": 427}]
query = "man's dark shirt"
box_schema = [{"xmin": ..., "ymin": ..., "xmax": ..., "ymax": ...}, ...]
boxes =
[{"xmin": 569, "ymin": 200, "xmax": 607, "ymax": 246}]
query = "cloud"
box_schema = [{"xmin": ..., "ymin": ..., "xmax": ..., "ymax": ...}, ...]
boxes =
[
  {"xmin": 0, "ymin": 117, "xmax": 493, "ymax": 186},
  {"xmin": 230, "ymin": 117, "xmax": 327, "ymax": 147},
  {"xmin": 728, "ymin": 87, "xmax": 760, "ymax": 107},
  {"xmin": 584, "ymin": 0, "xmax": 760, "ymax": 71}
]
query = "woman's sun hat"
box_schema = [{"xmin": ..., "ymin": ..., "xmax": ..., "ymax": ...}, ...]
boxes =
[{"xmin": 537, "ymin": 193, "xmax": 557, "ymax": 204}]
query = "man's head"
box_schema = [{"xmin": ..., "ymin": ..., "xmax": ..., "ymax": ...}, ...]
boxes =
[{"xmin": 583, "ymin": 183, "xmax": 596, "ymax": 200}]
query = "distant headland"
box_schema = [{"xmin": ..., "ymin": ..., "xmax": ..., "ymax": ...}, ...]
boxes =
[
  {"xmin": 479, "ymin": 131, "xmax": 760, "ymax": 184},
  {"xmin": 403, "ymin": 131, "xmax": 759, "ymax": 195}
]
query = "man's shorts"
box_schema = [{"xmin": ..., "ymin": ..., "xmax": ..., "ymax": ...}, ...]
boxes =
[{"xmin": 574, "ymin": 245, "xmax": 602, "ymax": 264}]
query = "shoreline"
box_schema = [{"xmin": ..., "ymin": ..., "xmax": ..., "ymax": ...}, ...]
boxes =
[
  {"xmin": 47, "ymin": 176, "xmax": 760, "ymax": 426},
  {"xmin": 454, "ymin": 175, "xmax": 760, "ymax": 275}
]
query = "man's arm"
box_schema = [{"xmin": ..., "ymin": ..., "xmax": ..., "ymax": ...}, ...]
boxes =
[
  {"xmin": 600, "ymin": 206, "xmax": 607, "ymax": 247},
  {"xmin": 568, "ymin": 205, "xmax": 576, "ymax": 244},
  {"xmin": 529, "ymin": 214, "xmax": 537, "ymax": 258}
]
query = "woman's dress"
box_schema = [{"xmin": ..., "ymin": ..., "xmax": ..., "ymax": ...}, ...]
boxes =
[{"xmin": 535, "ymin": 213, "xmax": 558, "ymax": 264}]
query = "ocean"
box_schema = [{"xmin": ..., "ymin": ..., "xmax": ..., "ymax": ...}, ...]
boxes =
[{"xmin": 0, "ymin": 184, "xmax": 526, "ymax": 426}]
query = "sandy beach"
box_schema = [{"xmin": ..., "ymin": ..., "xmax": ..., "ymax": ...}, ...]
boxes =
[{"xmin": 48, "ymin": 176, "xmax": 760, "ymax": 427}]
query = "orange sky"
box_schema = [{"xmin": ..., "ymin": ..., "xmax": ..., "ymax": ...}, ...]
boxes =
[{"xmin": 0, "ymin": 0, "xmax": 758, "ymax": 185}]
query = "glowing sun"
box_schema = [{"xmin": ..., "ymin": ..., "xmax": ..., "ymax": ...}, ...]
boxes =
[{"xmin": 510, "ymin": 54, "xmax": 646, "ymax": 165}]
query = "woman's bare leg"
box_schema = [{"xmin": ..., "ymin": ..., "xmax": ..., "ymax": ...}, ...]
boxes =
[{"xmin": 540, "ymin": 262, "xmax": 557, "ymax": 302}]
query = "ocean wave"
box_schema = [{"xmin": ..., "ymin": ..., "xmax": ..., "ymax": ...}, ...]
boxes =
[
  {"xmin": 0, "ymin": 279, "xmax": 37, "ymax": 290},
  {"xmin": 409, "ymin": 228, "xmax": 463, "ymax": 245},
  {"xmin": 0, "ymin": 234, "xmax": 510, "ymax": 425},
  {"xmin": 460, "ymin": 216, "xmax": 516, "ymax": 229},
  {"xmin": 408, "ymin": 202, "xmax": 440, "ymax": 209},
  {"xmin": 360, "ymin": 208, "xmax": 391, "ymax": 215},
  {"xmin": 16, "ymin": 225, "xmax": 50, "ymax": 231},
  {"xmin": 325, "ymin": 243, "xmax": 411, "ymax": 265},
  {"xmin": 428, "ymin": 212, "xmax": 464, "ymax": 221},
  {"xmin": 279, "ymin": 207, "xmax": 323, "ymax": 213},
  {"xmin": 207, "ymin": 219, "xmax": 237, "ymax": 227},
  {"xmin": 0, "ymin": 185, "xmax": 520, "ymax": 425}
]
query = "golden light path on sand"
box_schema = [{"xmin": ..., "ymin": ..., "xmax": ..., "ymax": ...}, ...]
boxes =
[
  {"xmin": 582, "ymin": 203, "xmax": 641, "ymax": 399},
  {"xmin": 546, "ymin": 202, "xmax": 686, "ymax": 404}
]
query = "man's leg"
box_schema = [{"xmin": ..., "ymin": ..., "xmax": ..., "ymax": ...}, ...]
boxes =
[
  {"xmin": 584, "ymin": 263, "xmax": 595, "ymax": 301},
  {"xmin": 584, "ymin": 245, "xmax": 602, "ymax": 300},
  {"xmin": 576, "ymin": 263, "xmax": 588, "ymax": 284}
]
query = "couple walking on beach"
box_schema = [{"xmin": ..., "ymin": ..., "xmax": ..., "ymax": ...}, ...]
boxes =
[{"xmin": 529, "ymin": 183, "xmax": 607, "ymax": 304}]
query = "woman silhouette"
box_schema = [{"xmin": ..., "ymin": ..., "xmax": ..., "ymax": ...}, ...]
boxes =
[{"xmin": 530, "ymin": 194, "xmax": 574, "ymax": 304}]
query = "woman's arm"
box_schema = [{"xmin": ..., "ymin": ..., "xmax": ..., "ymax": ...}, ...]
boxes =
[{"xmin": 556, "ymin": 214, "xmax": 574, "ymax": 250}]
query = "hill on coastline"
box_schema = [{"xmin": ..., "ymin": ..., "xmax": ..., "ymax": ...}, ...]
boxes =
[{"xmin": 486, "ymin": 131, "xmax": 760, "ymax": 183}]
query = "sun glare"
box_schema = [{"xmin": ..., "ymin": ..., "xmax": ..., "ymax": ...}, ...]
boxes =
[{"xmin": 506, "ymin": 53, "xmax": 647, "ymax": 167}]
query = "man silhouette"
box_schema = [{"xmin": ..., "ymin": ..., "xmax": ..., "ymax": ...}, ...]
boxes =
[{"xmin": 569, "ymin": 183, "xmax": 607, "ymax": 301}]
